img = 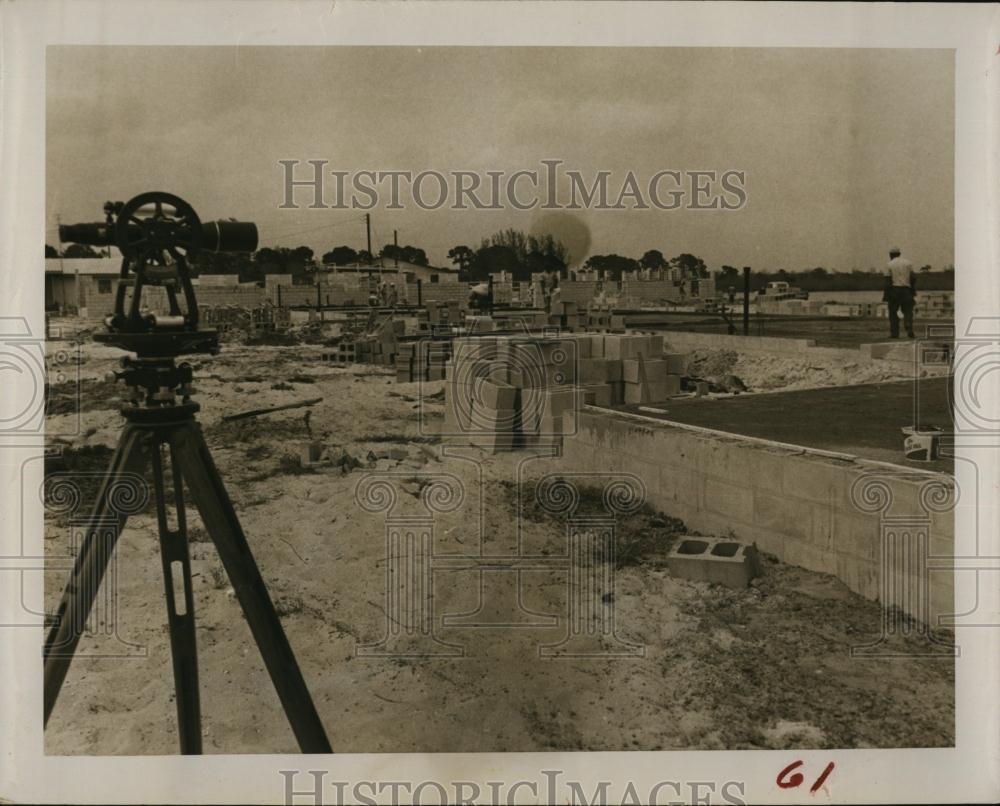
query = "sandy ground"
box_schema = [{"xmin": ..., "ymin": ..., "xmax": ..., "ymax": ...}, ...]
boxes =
[{"xmin": 42, "ymin": 322, "xmax": 954, "ymax": 754}]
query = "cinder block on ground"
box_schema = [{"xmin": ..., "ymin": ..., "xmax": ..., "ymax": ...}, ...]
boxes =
[{"xmin": 667, "ymin": 537, "xmax": 760, "ymax": 589}]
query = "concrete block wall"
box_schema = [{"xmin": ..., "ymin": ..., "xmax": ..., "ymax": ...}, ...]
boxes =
[
  {"xmin": 80, "ymin": 279, "xmax": 172, "ymax": 320},
  {"xmin": 422, "ymin": 282, "xmax": 471, "ymax": 305},
  {"xmin": 561, "ymin": 408, "xmax": 954, "ymax": 625},
  {"xmin": 195, "ymin": 285, "xmax": 266, "ymax": 308},
  {"xmin": 621, "ymin": 279, "xmax": 681, "ymax": 306},
  {"xmin": 558, "ymin": 281, "xmax": 600, "ymax": 305}
]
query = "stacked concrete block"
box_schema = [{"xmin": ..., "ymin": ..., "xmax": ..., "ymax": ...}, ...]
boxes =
[
  {"xmin": 394, "ymin": 338, "xmax": 454, "ymax": 381},
  {"xmin": 441, "ymin": 331, "xmax": 689, "ymax": 451}
]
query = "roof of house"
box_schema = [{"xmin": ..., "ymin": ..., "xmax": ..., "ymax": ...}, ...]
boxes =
[{"xmin": 45, "ymin": 257, "xmax": 121, "ymax": 276}]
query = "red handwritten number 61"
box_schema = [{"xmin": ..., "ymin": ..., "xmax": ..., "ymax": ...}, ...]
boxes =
[{"xmin": 777, "ymin": 761, "xmax": 835, "ymax": 794}]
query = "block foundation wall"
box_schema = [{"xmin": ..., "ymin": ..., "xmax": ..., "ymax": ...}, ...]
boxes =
[{"xmin": 561, "ymin": 408, "xmax": 955, "ymax": 626}]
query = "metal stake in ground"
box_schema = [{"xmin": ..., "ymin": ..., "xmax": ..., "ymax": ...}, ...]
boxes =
[{"xmin": 48, "ymin": 191, "xmax": 332, "ymax": 754}]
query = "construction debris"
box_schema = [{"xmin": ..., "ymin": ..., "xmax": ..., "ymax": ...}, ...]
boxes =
[{"xmin": 222, "ymin": 397, "xmax": 323, "ymax": 422}]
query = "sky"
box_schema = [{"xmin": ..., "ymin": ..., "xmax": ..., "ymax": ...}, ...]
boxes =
[{"xmin": 46, "ymin": 46, "xmax": 954, "ymax": 272}]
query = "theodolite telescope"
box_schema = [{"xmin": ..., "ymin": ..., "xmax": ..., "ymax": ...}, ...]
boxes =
[{"xmin": 59, "ymin": 192, "xmax": 258, "ymax": 356}]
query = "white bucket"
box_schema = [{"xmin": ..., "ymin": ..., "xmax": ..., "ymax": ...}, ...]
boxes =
[{"xmin": 902, "ymin": 427, "xmax": 942, "ymax": 461}]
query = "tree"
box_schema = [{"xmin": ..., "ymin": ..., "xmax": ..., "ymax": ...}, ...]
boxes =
[
  {"xmin": 919, "ymin": 264, "xmax": 933, "ymax": 273},
  {"xmin": 322, "ymin": 245, "xmax": 359, "ymax": 266},
  {"xmin": 469, "ymin": 245, "xmax": 522, "ymax": 281},
  {"xmin": 480, "ymin": 229, "xmax": 569, "ymax": 269},
  {"xmin": 525, "ymin": 249, "xmax": 566, "ymax": 277},
  {"xmin": 669, "ymin": 253, "xmax": 708, "ymax": 278},
  {"xmin": 639, "ymin": 249, "xmax": 667, "ymax": 271},
  {"xmin": 810, "ymin": 267, "xmax": 828, "ymax": 277},
  {"xmin": 45, "ymin": 244, "xmax": 59, "ymax": 258},
  {"xmin": 447, "ymin": 245, "xmax": 475, "ymax": 273},
  {"xmin": 582, "ymin": 254, "xmax": 640, "ymax": 281},
  {"xmin": 61, "ymin": 243, "xmax": 101, "ymax": 259},
  {"xmin": 719, "ymin": 265, "xmax": 740, "ymax": 282},
  {"xmin": 379, "ymin": 243, "xmax": 427, "ymax": 266}
]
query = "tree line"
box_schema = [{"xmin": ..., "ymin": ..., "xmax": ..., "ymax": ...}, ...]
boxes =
[{"xmin": 45, "ymin": 240, "xmax": 957, "ymax": 292}]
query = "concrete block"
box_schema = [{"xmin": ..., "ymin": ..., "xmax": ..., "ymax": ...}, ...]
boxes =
[
  {"xmin": 574, "ymin": 336, "xmax": 592, "ymax": 359},
  {"xmin": 579, "ymin": 358, "xmax": 622, "ymax": 384},
  {"xmin": 603, "ymin": 335, "xmax": 623, "ymax": 360},
  {"xmin": 655, "ymin": 463, "xmax": 702, "ymax": 511},
  {"xmin": 833, "ymin": 513, "xmax": 883, "ymax": 564},
  {"xmin": 581, "ymin": 383, "xmax": 613, "ymax": 407},
  {"xmin": 624, "ymin": 381, "xmax": 648, "ymax": 406},
  {"xmin": 474, "ymin": 377, "xmax": 517, "ymax": 410},
  {"xmin": 469, "ymin": 428, "xmax": 514, "ymax": 454},
  {"xmin": 704, "ymin": 478, "xmax": 755, "ymax": 525},
  {"xmin": 647, "ymin": 334, "xmax": 664, "ymax": 356},
  {"xmin": 753, "ymin": 492, "xmax": 812, "ymax": 543},
  {"xmin": 589, "ymin": 335, "xmax": 605, "ymax": 358},
  {"xmin": 622, "ymin": 359, "xmax": 653, "ymax": 384},
  {"xmin": 543, "ymin": 386, "xmax": 579, "ymax": 418},
  {"xmin": 299, "ymin": 441, "xmax": 324, "ymax": 466},
  {"xmin": 782, "ymin": 540, "xmax": 837, "ymax": 575},
  {"xmin": 619, "ymin": 336, "xmax": 650, "ymax": 359},
  {"xmin": 667, "ymin": 537, "xmax": 760, "ymax": 589},
  {"xmin": 646, "ymin": 375, "xmax": 681, "ymax": 401},
  {"xmin": 663, "ymin": 353, "xmax": 686, "ymax": 375}
]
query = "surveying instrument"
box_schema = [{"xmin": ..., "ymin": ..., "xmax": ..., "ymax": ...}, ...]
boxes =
[{"xmin": 48, "ymin": 192, "xmax": 332, "ymax": 753}]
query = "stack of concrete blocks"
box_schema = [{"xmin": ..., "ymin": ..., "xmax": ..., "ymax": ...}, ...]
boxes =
[
  {"xmin": 553, "ymin": 300, "xmax": 582, "ymax": 332},
  {"xmin": 590, "ymin": 333, "xmax": 684, "ymax": 406},
  {"xmin": 424, "ymin": 301, "xmax": 463, "ymax": 328},
  {"xmin": 395, "ymin": 338, "xmax": 454, "ymax": 382},
  {"xmin": 442, "ymin": 335, "xmax": 584, "ymax": 454},
  {"xmin": 914, "ymin": 292, "xmax": 954, "ymax": 319},
  {"xmin": 441, "ymin": 332, "xmax": 689, "ymax": 453}
]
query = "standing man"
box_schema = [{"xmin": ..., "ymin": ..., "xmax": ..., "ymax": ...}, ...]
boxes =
[
  {"xmin": 468, "ymin": 281, "xmax": 492, "ymax": 314},
  {"xmin": 884, "ymin": 245, "xmax": 916, "ymax": 338}
]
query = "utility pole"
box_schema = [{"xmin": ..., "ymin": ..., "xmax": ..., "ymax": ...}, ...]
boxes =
[
  {"xmin": 365, "ymin": 213, "xmax": 372, "ymax": 264},
  {"xmin": 742, "ymin": 266, "xmax": 751, "ymax": 336}
]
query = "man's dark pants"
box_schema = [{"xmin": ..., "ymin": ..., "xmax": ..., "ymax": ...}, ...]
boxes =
[{"xmin": 887, "ymin": 286, "xmax": 915, "ymax": 338}]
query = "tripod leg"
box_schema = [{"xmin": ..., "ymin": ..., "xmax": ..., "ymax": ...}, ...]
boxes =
[
  {"xmin": 44, "ymin": 425, "xmax": 148, "ymax": 726},
  {"xmin": 170, "ymin": 422, "xmax": 332, "ymax": 753},
  {"xmin": 150, "ymin": 439, "xmax": 202, "ymax": 754}
]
